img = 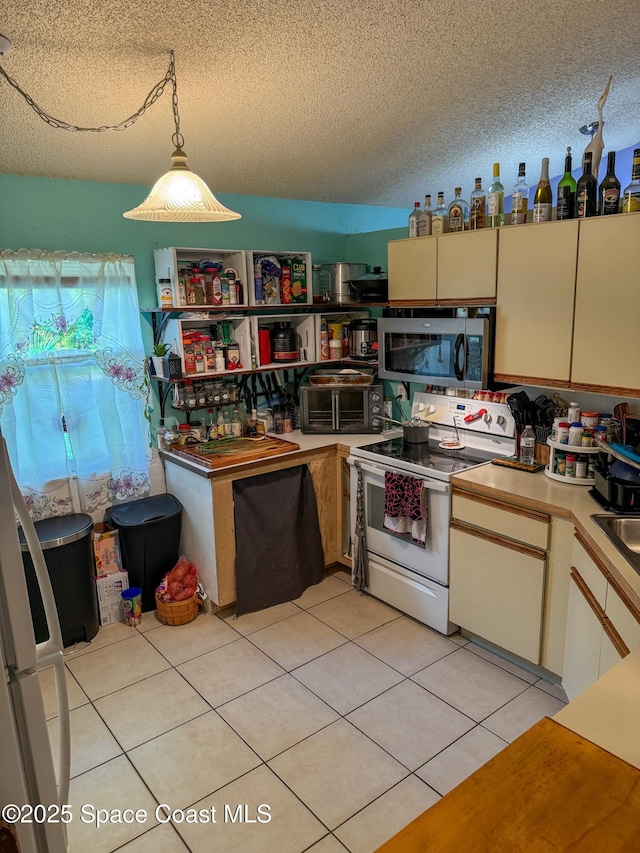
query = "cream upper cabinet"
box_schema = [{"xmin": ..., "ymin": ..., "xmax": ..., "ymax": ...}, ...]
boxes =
[
  {"xmin": 388, "ymin": 237, "xmax": 437, "ymax": 302},
  {"xmin": 436, "ymin": 230, "xmax": 497, "ymax": 303},
  {"xmin": 572, "ymin": 213, "xmax": 640, "ymax": 395},
  {"xmin": 494, "ymin": 221, "xmax": 579, "ymax": 387}
]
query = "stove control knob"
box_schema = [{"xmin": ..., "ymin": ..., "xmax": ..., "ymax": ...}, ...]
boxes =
[
  {"xmin": 371, "ymin": 418, "xmax": 380, "ymax": 428},
  {"xmin": 370, "ymin": 392, "xmax": 381, "ymax": 402},
  {"xmin": 371, "ymin": 405, "xmax": 381, "ymax": 414},
  {"xmin": 496, "ymin": 415, "xmax": 506, "ymax": 426}
]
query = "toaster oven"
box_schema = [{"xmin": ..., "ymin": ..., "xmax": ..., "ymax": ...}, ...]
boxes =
[{"xmin": 300, "ymin": 385, "xmax": 384, "ymax": 434}]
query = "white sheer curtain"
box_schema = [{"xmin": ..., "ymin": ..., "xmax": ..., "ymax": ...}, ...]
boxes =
[{"xmin": 0, "ymin": 249, "xmax": 151, "ymax": 521}]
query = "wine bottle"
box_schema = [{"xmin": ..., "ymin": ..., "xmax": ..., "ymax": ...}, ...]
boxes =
[
  {"xmin": 511, "ymin": 163, "xmax": 529, "ymax": 225},
  {"xmin": 432, "ymin": 192, "xmax": 449, "ymax": 234},
  {"xmin": 470, "ymin": 178, "xmax": 486, "ymax": 230},
  {"xmin": 598, "ymin": 151, "xmax": 620, "ymax": 215},
  {"xmin": 448, "ymin": 187, "xmax": 469, "ymax": 232},
  {"xmin": 418, "ymin": 195, "xmax": 432, "ymax": 236},
  {"xmin": 488, "ymin": 163, "xmax": 504, "ymax": 227},
  {"xmin": 556, "ymin": 147, "xmax": 576, "ymax": 220},
  {"xmin": 575, "ymin": 152, "xmax": 598, "ymax": 218},
  {"xmin": 621, "ymin": 149, "xmax": 640, "ymax": 213},
  {"xmin": 408, "ymin": 202, "xmax": 421, "ymax": 238},
  {"xmin": 533, "ymin": 158, "xmax": 552, "ymax": 222}
]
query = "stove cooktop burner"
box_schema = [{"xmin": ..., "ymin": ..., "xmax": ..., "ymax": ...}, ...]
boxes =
[{"xmin": 358, "ymin": 436, "xmax": 500, "ymax": 475}]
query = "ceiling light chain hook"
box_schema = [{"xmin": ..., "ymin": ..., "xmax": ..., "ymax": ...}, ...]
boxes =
[
  {"xmin": 169, "ymin": 50, "xmax": 184, "ymax": 150},
  {"xmin": 0, "ymin": 50, "xmax": 176, "ymax": 134}
]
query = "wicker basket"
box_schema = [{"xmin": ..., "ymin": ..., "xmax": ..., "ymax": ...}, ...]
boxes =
[{"xmin": 155, "ymin": 594, "xmax": 202, "ymax": 626}]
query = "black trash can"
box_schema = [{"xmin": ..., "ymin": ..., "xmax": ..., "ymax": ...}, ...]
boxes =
[
  {"xmin": 20, "ymin": 513, "xmax": 99, "ymax": 648},
  {"xmin": 107, "ymin": 494, "xmax": 182, "ymax": 612}
]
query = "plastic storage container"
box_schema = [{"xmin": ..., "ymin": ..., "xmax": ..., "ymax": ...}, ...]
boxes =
[
  {"xmin": 107, "ymin": 494, "xmax": 182, "ymax": 612},
  {"xmin": 19, "ymin": 513, "xmax": 98, "ymax": 648}
]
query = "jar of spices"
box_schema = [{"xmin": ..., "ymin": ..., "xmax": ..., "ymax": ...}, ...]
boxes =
[
  {"xmin": 581, "ymin": 411, "xmax": 599, "ymax": 430},
  {"xmin": 567, "ymin": 402, "xmax": 581, "ymax": 424},
  {"xmin": 581, "ymin": 429, "xmax": 594, "ymax": 447},
  {"xmin": 575, "ymin": 456, "xmax": 587, "ymax": 479},
  {"xmin": 568, "ymin": 422, "xmax": 584, "ymax": 446},
  {"xmin": 178, "ymin": 423, "xmax": 191, "ymax": 445},
  {"xmin": 556, "ymin": 422, "xmax": 570, "ymax": 444},
  {"xmin": 565, "ymin": 453, "xmax": 577, "ymax": 478},
  {"xmin": 594, "ymin": 425, "xmax": 608, "ymax": 444},
  {"xmin": 550, "ymin": 417, "xmax": 563, "ymax": 441},
  {"xmin": 598, "ymin": 413, "xmax": 614, "ymax": 440},
  {"xmin": 555, "ymin": 452, "xmax": 566, "ymax": 476}
]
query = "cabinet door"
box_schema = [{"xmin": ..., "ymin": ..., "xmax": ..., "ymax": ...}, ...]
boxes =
[
  {"xmin": 605, "ymin": 583, "xmax": 640, "ymax": 653},
  {"xmin": 540, "ymin": 517, "xmax": 574, "ymax": 676},
  {"xmin": 437, "ymin": 229, "xmax": 497, "ymax": 304},
  {"xmin": 562, "ymin": 572, "xmax": 604, "ymax": 702},
  {"xmin": 572, "ymin": 214, "xmax": 640, "ymax": 395},
  {"xmin": 449, "ymin": 523, "xmax": 546, "ymax": 663},
  {"xmin": 598, "ymin": 628, "xmax": 623, "ymax": 678},
  {"xmin": 494, "ymin": 221, "xmax": 578, "ymax": 387},
  {"xmin": 388, "ymin": 237, "xmax": 437, "ymax": 303}
]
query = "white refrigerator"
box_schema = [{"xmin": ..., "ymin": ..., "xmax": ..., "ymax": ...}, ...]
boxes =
[{"xmin": 0, "ymin": 428, "xmax": 70, "ymax": 852}]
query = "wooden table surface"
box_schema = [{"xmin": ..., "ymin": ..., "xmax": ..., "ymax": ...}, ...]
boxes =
[{"xmin": 376, "ymin": 717, "xmax": 640, "ymax": 852}]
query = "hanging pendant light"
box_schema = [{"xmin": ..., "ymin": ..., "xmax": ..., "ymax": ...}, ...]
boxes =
[{"xmin": 124, "ymin": 52, "xmax": 240, "ymax": 222}]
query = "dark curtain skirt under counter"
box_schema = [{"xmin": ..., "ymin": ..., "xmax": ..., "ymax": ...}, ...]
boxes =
[{"xmin": 232, "ymin": 464, "xmax": 324, "ymax": 616}]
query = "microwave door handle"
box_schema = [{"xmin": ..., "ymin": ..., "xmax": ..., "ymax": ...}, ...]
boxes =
[
  {"xmin": 332, "ymin": 390, "xmax": 339, "ymax": 431},
  {"xmin": 453, "ymin": 333, "xmax": 465, "ymax": 381}
]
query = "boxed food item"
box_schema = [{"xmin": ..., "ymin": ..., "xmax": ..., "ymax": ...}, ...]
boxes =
[
  {"xmin": 96, "ymin": 570, "xmax": 129, "ymax": 626},
  {"xmin": 92, "ymin": 523, "xmax": 123, "ymax": 578},
  {"xmin": 291, "ymin": 257, "xmax": 308, "ymax": 303}
]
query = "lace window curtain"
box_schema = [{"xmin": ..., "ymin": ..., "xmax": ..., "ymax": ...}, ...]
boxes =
[{"xmin": 0, "ymin": 249, "xmax": 151, "ymax": 521}]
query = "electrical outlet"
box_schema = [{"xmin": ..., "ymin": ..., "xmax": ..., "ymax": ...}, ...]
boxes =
[{"xmin": 396, "ymin": 384, "xmax": 407, "ymax": 402}]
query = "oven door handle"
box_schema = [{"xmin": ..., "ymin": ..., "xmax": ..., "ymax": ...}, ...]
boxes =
[
  {"xmin": 348, "ymin": 458, "xmax": 451, "ymax": 493},
  {"xmin": 332, "ymin": 389, "xmax": 339, "ymax": 431}
]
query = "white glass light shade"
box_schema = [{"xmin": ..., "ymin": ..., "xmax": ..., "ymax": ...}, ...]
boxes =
[{"xmin": 123, "ymin": 148, "xmax": 241, "ymax": 222}]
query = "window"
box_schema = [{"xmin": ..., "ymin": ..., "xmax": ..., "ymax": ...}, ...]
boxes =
[{"xmin": 0, "ymin": 249, "xmax": 151, "ymax": 521}]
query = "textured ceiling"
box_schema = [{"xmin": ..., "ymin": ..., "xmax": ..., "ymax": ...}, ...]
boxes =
[{"xmin": 1, "ymin": 0, "xmax": 640, "ymax": 208}]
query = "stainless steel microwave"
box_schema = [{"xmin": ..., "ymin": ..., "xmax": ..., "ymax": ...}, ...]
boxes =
[
  {"xmin": 300, "ymin": 385, "xmax": 384, "ymax": 434},
  {"xmin": 377, "ymin": 317, "xmax": 490, "ymax": 390}
]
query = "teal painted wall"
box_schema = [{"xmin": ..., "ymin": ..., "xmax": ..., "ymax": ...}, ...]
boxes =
[{"xmin": 0, "ymin": 173, "xmax": 404, "ymax": 312}]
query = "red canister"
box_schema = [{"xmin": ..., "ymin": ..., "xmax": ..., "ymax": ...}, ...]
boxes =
[{"xmin": 258, "ymin": 329, "xmax": 272, "ymax": 366}]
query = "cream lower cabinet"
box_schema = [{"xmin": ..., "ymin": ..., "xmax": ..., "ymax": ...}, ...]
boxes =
[
  {"xmin": 562, "ymin": 534, "xmax": 639, "ymax": 701},
  {"xmin": 449, "ymin": 491, "xmax": 550, "ymax": 664},
  {"xmin": 540, "ymin": 517, "xmax": 574, "ymax": 676},
  {"xmin": 494, "ymin": 220, "xmax": 579, "ymax": 388}
]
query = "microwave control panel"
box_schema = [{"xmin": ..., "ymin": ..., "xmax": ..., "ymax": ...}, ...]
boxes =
[{"xmin": 466, "ymin": 335, "xmax": 483, "ymax": 382}]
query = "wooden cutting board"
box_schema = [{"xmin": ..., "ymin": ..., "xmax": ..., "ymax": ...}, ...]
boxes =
[
  {"xmin": 376, "ymin": 717, "xmax": 640, "ymax": 852},
  {"xmin": 170, "ymin": 435, "xmax": 300, "ymax": 469}
]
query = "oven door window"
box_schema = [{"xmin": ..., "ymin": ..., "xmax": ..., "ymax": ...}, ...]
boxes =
[
  {"xmin": 384, "ymin": 332, "xmax": 462, "ymax": 382},
  {"xmin": 366, "ymin": 481, "xmax": 424, "ymax": 548},
  {"xmin": 303, "ymin": 389, "xmax": 334, "ymax": 431},
  {"xmin": 336, "ymin": 389, "xmax": 366, "ymax": 432}
]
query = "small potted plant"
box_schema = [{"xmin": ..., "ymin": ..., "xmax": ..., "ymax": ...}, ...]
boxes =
[{"xmin": 151, "ymin": 342, "xmax": 171, "ymax": 378}]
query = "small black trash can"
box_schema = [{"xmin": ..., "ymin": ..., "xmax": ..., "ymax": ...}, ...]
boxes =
[
  {"xmin": 107, "ymin": 494, "xmax": 182, "ymax": 612},
  {"xmin": 20, "ymin": 513, "xmax": 99, "ymax": 648}
]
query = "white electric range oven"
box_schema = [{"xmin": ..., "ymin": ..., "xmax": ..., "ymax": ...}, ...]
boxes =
[{"xmin": 347, "ymin": 392, "xmax": 515, "ymax": 635}]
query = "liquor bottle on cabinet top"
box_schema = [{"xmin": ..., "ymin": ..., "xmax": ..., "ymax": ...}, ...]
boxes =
[
  {"xmin": 418, "ymin": 195, "xmax": 433, "ymax": 236},
  {"xmin": 448, "ymin": 188, "xmax": 469, "ymax": 232},
  {"xmin": 621, "ymin": 149, "xmax": 640, "ymax": 213},
  {"xmin": 556, "ymin": 147, "xmax": 576, "ymax": 220},
  {"xmin": 599, "ymin": 151, "xmax": 620, "ymax": 215},
  {"xmin": 533, "ymin": 158, "xmax": 552, "ymax": 222},
  {"xmin": 488, "ymin": 163, "xmax": 504, "ymax": 227},
  {"xmin": 432, "ymin": 192, "xmax": 449, "ymax": 234},
  {"xmin": 469, "ymin": 178, "xmax": 486, "ymax": 229},
  {"xmin": 408, "ymin": 202, "xmax": 421, "ymax": 237},
  {"xmin": 511, "ymin": 163, "xmax": 529, "ymax": 224},
  {"xmin": 575, "ymin": 151, "xmax": 598, "ymax": 218}
]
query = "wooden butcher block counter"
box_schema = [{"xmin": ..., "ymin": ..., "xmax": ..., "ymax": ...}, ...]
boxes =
[{"xmin": 378, "ymin": 716, "xmax": 640, "ymax": 852}]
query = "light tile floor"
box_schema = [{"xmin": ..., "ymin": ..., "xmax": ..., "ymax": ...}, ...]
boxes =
[{"xmin": 43, "ymin": 570, "xmax": 567, "ymax": 853}]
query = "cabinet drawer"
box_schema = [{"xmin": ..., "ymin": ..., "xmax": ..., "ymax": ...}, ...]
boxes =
[
  {"xmin": 605, "ymin": 584, "xmax": 640, "ymax": 654},
  {"xmin": 572, "ymin": 538, "xmax": 607, "ymax": 609},
  {"xmin": 450, "ymin": 524, "xmax": 545, "ymax": 664},
  {"xmin": 452, "ymin": 492, "xmax": 549, "ymax": 550}
]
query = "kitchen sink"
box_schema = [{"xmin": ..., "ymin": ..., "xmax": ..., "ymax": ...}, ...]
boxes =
[{"xmin": 591, "ymin": 515, "xmax": 640, "ymax": 576}]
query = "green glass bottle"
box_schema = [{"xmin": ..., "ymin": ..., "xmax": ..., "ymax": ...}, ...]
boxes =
[{"xmin": 556, "ymin": 147, "xmax": 577, "ymax": 221}]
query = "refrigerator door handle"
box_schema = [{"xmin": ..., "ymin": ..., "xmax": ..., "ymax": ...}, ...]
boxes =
[{"xmin": 9, "ymin": 458, "xmax": 71, "ymax": 806}]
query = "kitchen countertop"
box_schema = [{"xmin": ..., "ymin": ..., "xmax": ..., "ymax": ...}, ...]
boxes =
[
  {"xmin": 451, "ymin": 462, "xmax": 640, "ymax": 613},
  {"xmin": 160, "ymin": 428, "xmax": 403, "ymax": 478}
]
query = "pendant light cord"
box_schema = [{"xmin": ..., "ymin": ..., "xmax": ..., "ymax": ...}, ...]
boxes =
[{"xmin": 0, "ymin": 51, "xmax": 177, "ymax": 133}]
